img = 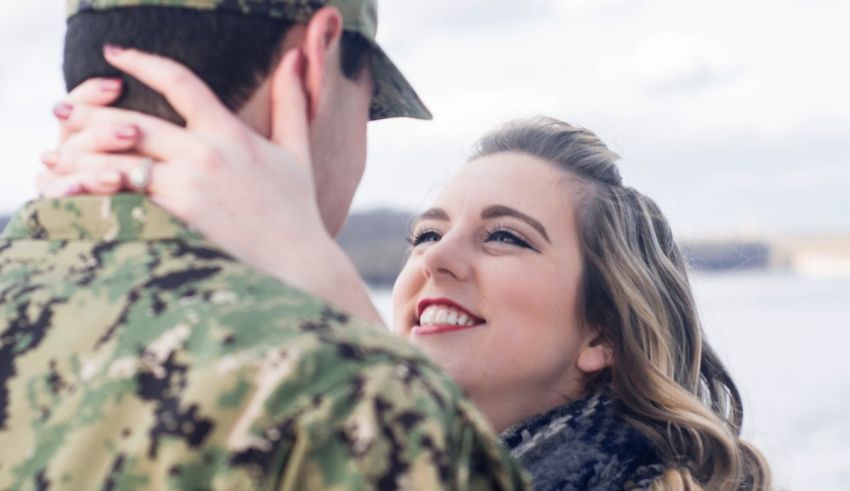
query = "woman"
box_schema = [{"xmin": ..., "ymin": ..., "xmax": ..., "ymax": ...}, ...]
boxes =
[
  {"xmin": 40, "ymin": 62, "xmax": 770, "ymax": 489},
  {"xmin": 390, "ymin": 118, "xmax": 771, "ymax": 489}
]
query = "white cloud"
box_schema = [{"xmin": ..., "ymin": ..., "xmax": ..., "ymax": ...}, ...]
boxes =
[{"xmin": 625, "ymin": 31, "xmax": 733, "ymax": 93}]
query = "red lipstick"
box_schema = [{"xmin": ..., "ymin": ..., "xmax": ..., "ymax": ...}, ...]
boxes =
[{"xmin": 413, "ymin": 297, "xmax": 485, "ymax": 335}]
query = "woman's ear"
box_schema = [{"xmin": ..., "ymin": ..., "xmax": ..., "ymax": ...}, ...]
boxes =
[
  {"xmin": 576, "ymin": 333, "xmax": 614, "ymax": 374},
  {"xmin": 300, "ymin": 6, "xmax": 344, "ymax": 120}
]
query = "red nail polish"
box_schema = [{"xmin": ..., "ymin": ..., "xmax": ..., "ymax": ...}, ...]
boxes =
[
  {"xmin": 53, "ymin": 103, "xmax": 73, "ymax": 120},
  {"xmin": 100, "ymin": 78, "xmax": 122, "ymax": 92},
  {"xmin": 116, "ymin": 125, "xmax": 139, "ymax": 139},
  {"xmin": 104, "ymin": 44, "xmax": 124, "ymax": 57}
]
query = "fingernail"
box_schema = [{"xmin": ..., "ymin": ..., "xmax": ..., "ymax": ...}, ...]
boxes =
[
  {"xmin": 99, "ymin": 171, "xmax": 122, "ymax": 186},
  {"xmin": 41, "ymin": 151, "xmax": 59, "ymax": 167},
  {"xmin": 65, "ymin": 184, "xmax": 83, "ymax": 197},
  {"xmin": 116, "ymin": 125, "xmax": 139, "ymax": 140},
  {"xmin": 53, "ymin": 103, "xmax": 73, "ymax": 120},
  {"xmin": 103, "ymin": 44, "xmax": 124, "ymax": 57},
  {"xmin": 100, "ymin": 78, "xmax": 123, "ymax": 92}
]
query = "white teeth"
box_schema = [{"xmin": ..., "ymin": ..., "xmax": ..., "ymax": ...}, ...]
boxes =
[{"xmin": 418, "ymin": 305, "xmax": 480, "ymax": 327}]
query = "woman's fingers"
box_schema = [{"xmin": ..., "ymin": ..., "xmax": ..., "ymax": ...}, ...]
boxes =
[
  {"xmin": 45, "ymin": 150, "xmax": 145, "ymax": 179},
  {"xmin": 65, "ymin": 77, "xmax": 123, "ymax": 106},
  {"xmin": 37, "ymin": 152, "xmax": 174, "ymax": 199},
  {"xmin": 58, "ymin": 78, "xmax": 124, "ymax": 141},
  {"xmin": 37, "ymin": 168, "xmax": 125, "ymax": 199},
  {"xmin": 270, "ymin": 48, "xmax": 312, "ymax": 166},
  {"xmin": 103, "ymin": 46, "xmax": 231, "ymax": 129},
  {"xmin": 56, "ymin": 103, "xmax": 166, "ymax": 136},
  {"xmin": 54, "ymin": 105, "xmax": 206, "ymax": 162},
  {"xmin": 53, "ymin": 124, "xmax": 141, "ymax": 168},
  {"xmin": 37, "ymin": 171, "xmax": 82, "ymax": 199}
]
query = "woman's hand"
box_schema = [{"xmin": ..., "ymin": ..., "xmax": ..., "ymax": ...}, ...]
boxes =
[
  {"xmin": 39, "ymin": 47, "xmax": 383, "ymax": 324},
  {"xmin": 41, "ymin": 46, "xmax": 320, "ymax": 260}
]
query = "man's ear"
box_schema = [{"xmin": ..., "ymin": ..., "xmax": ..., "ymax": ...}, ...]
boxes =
[
  {"xmin": 576, "ymin": 332, "xmax": 614, "ymax": 374},
  {"xmin": 300, "ymin": 6, "xmax": 344, "ymax": 120}
]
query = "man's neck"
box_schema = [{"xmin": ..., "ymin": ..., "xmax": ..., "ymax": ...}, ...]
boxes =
[{"xmin": 237, "ymin": 78, "xmax": 273, "ymax": 138}]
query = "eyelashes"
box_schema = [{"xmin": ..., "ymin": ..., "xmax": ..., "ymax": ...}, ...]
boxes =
[
  {"xmin": 407, "ymin": 228, "xmax": 442, "ymax": 246},
  {"xmin": 486, "ymin": 229, "xmax": 534, "ymax": 249},
  {"xmin": 406, "ymin": 225, "xmax": 537, "ymax": 251}
]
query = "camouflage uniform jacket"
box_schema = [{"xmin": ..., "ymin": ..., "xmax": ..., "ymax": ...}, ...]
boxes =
[{"xmin": 0, "ymin": 194, "xmax": 528, "ymax": 491}]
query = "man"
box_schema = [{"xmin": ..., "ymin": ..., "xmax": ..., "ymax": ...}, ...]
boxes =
[{"xmin": 0, "ymin": 1, "xmax": 528, "ymax": 489}]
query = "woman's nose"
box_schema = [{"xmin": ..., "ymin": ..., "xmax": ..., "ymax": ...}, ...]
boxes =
[{"xmin": 421, "ymin": 232, "xmax": 472, "ymax": 282}]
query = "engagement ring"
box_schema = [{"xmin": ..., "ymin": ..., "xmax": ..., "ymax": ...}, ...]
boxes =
[{"xmin": 129, "ymin": 158, "xmax": 154, "ymax": 193}]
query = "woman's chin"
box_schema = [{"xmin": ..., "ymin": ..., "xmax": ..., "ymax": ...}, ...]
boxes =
[{"xmin": 409, "ymin": 342, "xmax": 475, "ymax": 383}]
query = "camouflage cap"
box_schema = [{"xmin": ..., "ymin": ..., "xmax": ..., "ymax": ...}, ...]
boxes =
[{"xmin": 66, "ymin": 0, "xmax": 432, "ymax": 121}]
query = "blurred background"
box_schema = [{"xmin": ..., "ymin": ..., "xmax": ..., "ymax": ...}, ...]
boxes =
[{"xmin": 1, "ymin": 2, "xmax": 848, "ymax": 489}]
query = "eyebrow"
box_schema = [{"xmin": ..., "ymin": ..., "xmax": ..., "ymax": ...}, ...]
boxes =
[
  {"xmin": 481, "ymin": 205, "xmax": 551, "ymax": 243},
  {"xmin": 413, "ymin": 205, "xmax": 550, "ymax": 244},
  {"xmin": 412, "ymin": 207, "xmax": 450, "ymax": 228}
]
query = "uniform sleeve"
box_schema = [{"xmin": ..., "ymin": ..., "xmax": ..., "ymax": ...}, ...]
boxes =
[{"xmin": 273, "ymin": 360, "xmax": 530, "ymax": 491}]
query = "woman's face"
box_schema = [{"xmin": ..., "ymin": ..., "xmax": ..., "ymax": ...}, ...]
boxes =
[{"xmin": 392, "ymin": 151, "xmax": 607, "ymax": 431}]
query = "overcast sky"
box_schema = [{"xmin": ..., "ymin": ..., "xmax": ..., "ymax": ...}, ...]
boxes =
[{"xmin": 1, "ymin": 1, "xmax": 848, "ymax": 238}]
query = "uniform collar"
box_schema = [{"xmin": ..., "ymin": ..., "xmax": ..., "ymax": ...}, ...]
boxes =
[{"xmin": 0, "ymin": 194, "xmax": 204, "ymax": 242}]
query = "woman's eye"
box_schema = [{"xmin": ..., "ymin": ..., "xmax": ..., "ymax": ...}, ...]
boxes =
[
  {"xmin": 408, "ymin": 230, "xmax": 442, "ymax": 246},
  {"xmin": 486, "ymin": 230, "xmax": 533, "ymax": 249}
]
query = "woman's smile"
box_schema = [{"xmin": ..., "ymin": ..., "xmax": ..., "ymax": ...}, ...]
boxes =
[{"xmin": 413, "ymin": 297, "xmax": 486, "ymax": 335}]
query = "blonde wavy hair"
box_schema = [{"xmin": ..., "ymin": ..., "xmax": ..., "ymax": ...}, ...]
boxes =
[{"xmin": 472, "ymin": 117, "xmax": 771, "ymax": 490}]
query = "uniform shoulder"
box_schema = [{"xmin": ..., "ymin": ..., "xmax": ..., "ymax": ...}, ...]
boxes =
[{"xmin": 250, "ymin": 352, "xmax": 530, "ymax": 490}]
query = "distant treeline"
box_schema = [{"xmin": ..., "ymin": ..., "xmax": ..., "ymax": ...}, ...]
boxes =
[
  {"xmin": 0, "ymin": 210, "xmax": 772, "ymax": 285},
  {"xmin": 337, "ymin": 209, "xmax": 414, "ymax": 287}
]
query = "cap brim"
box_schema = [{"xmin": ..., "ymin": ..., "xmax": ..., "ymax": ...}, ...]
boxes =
[{"xmin": 368, "ymin": 43, "xmax": 432, "ymax": 121}]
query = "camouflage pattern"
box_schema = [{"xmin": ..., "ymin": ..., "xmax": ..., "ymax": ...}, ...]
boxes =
[
  {"xmin": 0, "ymin": 194, "xmax": 527, "ymax": 490},
  {"xmin": 66, "ymin": 0, "xmax": 432, "ymax": 121}
]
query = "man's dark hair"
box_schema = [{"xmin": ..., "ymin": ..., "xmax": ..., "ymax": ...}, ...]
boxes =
[{"xmin": 64, "ymin": 7, "xmax": 371, "ymax": 125}]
